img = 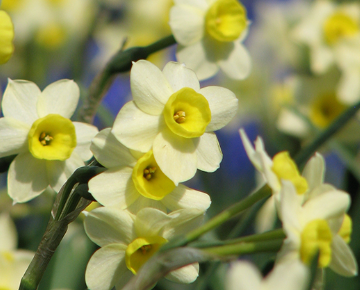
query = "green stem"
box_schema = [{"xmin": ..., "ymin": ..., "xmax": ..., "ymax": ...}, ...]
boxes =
[{"xmin": 78, "ymin": 35, "xmax": 176, "ymax": 124}]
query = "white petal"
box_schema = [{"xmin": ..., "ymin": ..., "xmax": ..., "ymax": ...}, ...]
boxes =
[
  {"xmin": 73, "ymin": 122, "xmax": 99, "ymax": 161},
  {"xmin": 337, "ymin": 70, "xmax": 360, "ymax": 104},
  {"xmin": 239, "ymin": 129, "xmax": 262, "ymax": 170},
  {"xmin": 170, "ymin": 5, "xmax": 204, "ymax": 46},
  {"xmin": 131, "ymin": 60, "xmax": 172, "ymax": 115},
  {"xmin": 166, "ymin": 263, "xmax": 199, "ymax": 283},
  {"xmin": 0, "ymin": 117, "xmax": 29, "ymax": 158},
  {"xmin": 226, "ymin": 261, "xmax": 262, "ymax": 290},
  {"xmin": 162, "ymin": 62, "xmax": 200, "ymax": 92},
  {"xmin": 176, "ymin": 42, "xmax": 219, "ymax": 81},
  {"xmin": 311, "ymin": 45, "xmax": 334, "ymax": 74},
  {"xmin": 112, "ymin": 101, "xmax": 161, "ymax": 153},
  {"xmin": 37, "ymin": 79, "xmax": 80, "ymax": 118},
  {"xmin": 329, "ymin": 235, "xmax": 358, "ymax": 276},
  {"xmin": 162, "ymin": 184, "xmax": 211, "ymax": 211},
  {"xmin": 276, "ymin": 108, "xmax": 310, "ymax": 138},
  {"xmin": 280, "ymin": 181, "xmax": 302, "ymax": 233},
  {"xmin": 218, "ymin": 42, "xmax": 252, "ymax": 80},
  {"xmin": 84, "ymin": 207, "xmax": 135, "ymax": 246},
  {"xmin": 8, "ymin": 152, "xmax": 48, "ymax": 203},
  {"xmin": 91, "ymin": 128, "xmax": 137, "ymax": 168},
  {"xmin": 127, "ymin": 196, "xmax": 167, "ymax": 214},
  {"xmin": 195, "ymin": 133, "xmax": 222, "ymax": 172},
  {"xmin": 174, "ymin": 0, "xmax": 208, "ymax": 9},
  {"xmin": 254, "ymin": 196, "xmax": 277, "ymax": 233},
  {"xmin": 153, "ymin": 127, "xmax": 197, "ymax": 185},
  {"xmin": 302, "ymin": 153, "xmax": 325, "ymax": 192},
  {"xmin": 9, "ymin": 250, "xmax": 35, "ymax": 289},
  {"xmin": 88, "ymin": 167, "xmax": 139, "ymax": 209},
  {"xmin": 200, "ymin": 86, "xmax": 238, "ymax": 132},
  {"xmin": 134, "ymin": 207, "xmax": 171, "ymax": 238},
  {"xmin": 0, "ymin": 213, "xmax": 17, "ymax": 251},
  {"xmin": 2, "ymin": 79, "xmax": 40, "ymax": 124},
  {"xmin": 85, "ymin": 244, "xmax": 129, "ymax": 290}
]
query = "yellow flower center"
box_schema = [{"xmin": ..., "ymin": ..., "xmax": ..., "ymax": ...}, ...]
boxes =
[
  {"xmin": 163, "ymin": 87, "xmax": 211, "ymax": 138},
  {"xmin": 28, "ymin": 114, "xmax": 76, "ymax": 161},
  {"xmin": 0, "ymin": 10, "xmax": 14, "ymax": 65},
  {"xmin": 300, "ymin": 219, "xmax": 332, "ymax": 267},
  {"xmin": 132, "ymin": 150, "xmax": 175, "ymax": 200},
  {"xmin": 125, "ymin": 236, "xmax": 168, "ymax": 274},
  {"xmin": 1, "ymin": 0, "xmax": 23, "ymax": 11},
  {"xmin": 35, "ymin": 23, "xmax": 67, "ymax": 49},
  {"xmin": 338, "ymin": 214, "xmax": 352, "ymax": 244},
  {"xmin": 323, "ymin": 12, "xmax": 359, "ymax": 45},
  {"xmin": 309, "ymin": 93, "xmax": 347, "ymax": 129},
  {"xmin": 205, "ymin": 0, "xmax": 247, "ymax": 42},
  {"xmin": 271, "ymin": 151, "xmax": 308, "ymax": 194},
  {"xmin": 46, "ymin": 0, "xmax": 68, "ymax": 5}
]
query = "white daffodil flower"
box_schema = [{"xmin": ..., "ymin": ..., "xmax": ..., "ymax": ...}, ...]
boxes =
[
  {"xmin": 226, "ymin": 260, "xmax": 309, "ymax": 290},
  {"xmin": 169, "ymin": 0, "xmax": 251, "ymax": 80},
  {"xmin": 0, "ymin": 79, "xmax": 98, "ymax": 203},
  {"xmin": 89, "ymin": 128, "xmax": 211, "ymax": 213},
  {"xmin": 0, "ymin": 10, "xmax": 14, "ymax": 64},
  {"xmin": 278, "ymin": 180, "xmax": 357, "ymax": 277},
  {"xmin": 0, "ymin": 213, "xmax": 34, "ymax": 289},
  {"xmin": 84, "ymin": 207, "xmax": 203, "ymax": 290},
  {"xmin": 112, "ymin": 60, "xmax": 238, "ymax": 185}
]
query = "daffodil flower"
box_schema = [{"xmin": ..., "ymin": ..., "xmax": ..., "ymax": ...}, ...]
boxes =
[
  {"xmin": 0, "ymin": 79, "xmax": 98, "ymax": 202},
  {"xmin": 226, "ymin": 260, "xmax": 309, "ymax": 290},
  {"xmin": 88, "ymin": 128, "xmax": 211, "ymax": 213},
  {"xmin": 278, "ymin": 180, "xmax": 357, "ymax": 276},
  {"xmin": 169, "ymin": 0, "xmax": 251, "ymax": 80},
  {"xmin": 0, "ymin": 10, "xmax": 14, "ymax": 64},
  {"xmin": 0, "ymin": 213, "xmax": 34, "ymax": 289},
  {"xmin": 112, "ymin": 60, "xmax": 238, "ymax": 185},
  {"xmin": 84, "ymin": 207, "xmax": 203, "ymax": 290}
]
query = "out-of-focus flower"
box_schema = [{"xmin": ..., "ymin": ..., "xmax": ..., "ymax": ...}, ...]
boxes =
[
  {"xmin": 84, "ymin": 207, "xmax": 203, "ymax": 290},
  {"xmin": 0, "ymin": 10, "xmax": 14, "ymax": 64},
  {"xmin": 112, "ymin": 60, "xmax": 237, "ymax": 185},
  {"xmin": 0, "ymin": 213, "xmax": 34, "ymax": 289},
  {"xmin": 278, "ymin": 180, "xmax": 357, "ymax": 276},
  {"xmin": 89, "ymin": 128, "xmax": 211, "ymax": 213},
  {"xmin": 0, "ymin": 79, "xmax": 98, "ymax": 202},
  {"xmin": 169, "ymin": 0, "xmax": 251, "ymax": 80},
  {"xmin": 226, "ymin": 260, "xmax": 309, "ymax": 290}
]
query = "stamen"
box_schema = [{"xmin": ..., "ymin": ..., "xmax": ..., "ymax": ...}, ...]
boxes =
[
  {"xmin": 174, "ymin": 111, "xmax": 186, "ymax": 123},
  {"xmin": 39, "ymin": 132, "xmax": 53, "ymax": 146},
  {"xmin": 143, "ymin": 166, "xmax": 157, "ymax": 180},
  {"xmin": 140, "ymin": 244, "xmax": 152, "ymax": 254}
]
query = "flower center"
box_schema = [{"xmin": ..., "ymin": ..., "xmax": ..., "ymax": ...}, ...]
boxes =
[
  {"xmin": 28, "ymin": 114, "xmax": 76, "ymax": 161},
  {"xmin": 35, "ymin": 23, "xmax": 67, "ymax": 49},
  {"xmin": 300, "ymin": 219, "xmax": 332, "ymax": 268},
  {"xmin": 125, "ymin": 236, "xmax": 168, "ymax": 274},
  {"xmin": 323, "ymin": 12, "xmax": 359, "ymax": 45},
  {"xmin": 132, "ymin": 150, "xmax": 175, "ymax": 200},
  {"xmin": 0, "ymin": 11, "xmax": 14, "ymax": 65},
  {"xmin": 0, "ymin": 0, "xmax": 23, "ymax": 11},
  {"xmin": 163, "ymin": 87, "xmax": 211, "ymax": 138},
  {"xmin": 309, "ymin": 93, "xmax": 347, "ymax": 128},
  {"xmin": 205, "ymin": 0, "xmax": 247, "ymax": 42},
  {"xmin": 338, "ymin": 214, "xmax": 352, "ymax": 244},
  {"xmin": 271, "ymin": 151, "xmax": 308, "ymax": 194}
]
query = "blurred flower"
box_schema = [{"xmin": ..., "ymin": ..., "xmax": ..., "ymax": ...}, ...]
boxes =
[
  {"xmin": 112, "ymin": 60, "xmax": 237, "ymax": 185},
  {"xmin": 169, "ymin": 0, "xmax": 251, "ymax": 80},
  {"xmin": 89, "ymin": 128, "xmax": 211, "ymax": 213},
  {"xmin": 0, "ymin": 10, "xmax": 14, "ymax": 64},
  {"xmin": 0, "ymin": 79, "xmax": 98, "ymax": 202},
  {"xmin": 84, "ymin": 207, "xmax": 203, "ymax": 290},
  {"xmin": 226, "ymin": 260, "xmax": 309, "ymax": 290}
]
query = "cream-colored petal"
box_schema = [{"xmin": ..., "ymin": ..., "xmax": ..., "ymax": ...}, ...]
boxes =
[
  {"xmin": 254, "ymin": 196, "xmax": 277, "ymax": 233},
  {"xmin": 200, "ymin": 86, "xmax": 238, "ymax": 132},
  {"xmin": 276, "ymin": 109, "xmax": 310, "ymax": 138},
  {"xmin": 170, "ymin": 5, "xmax": 204, "ymax": 46},
  {"xmin": 302, "ymin": 153, "xmax": 325, "ymax": 192},
  {"xmin": 176, "ymin": 42, "xmax": 219, "ymax": 81},
  {"xmin": 2, "ymin": 79, "xmax": 40, "ymax": 124},
  {"xmin": 127, "ymin": 196, "xmax": 167, "ymax": 214},
  {"xmin": 174, "ymin": 0, "xmax": 208, "ymax": 10},
  {"xmin": 162, "ymin": 62, "xmax": 200, "ymax": 92},
  {"xmin": 0, "ymin": 117, "xmax": 29, "ymax": 158},
  {"xmin": 329, "ymin": 235, "xmax": 358, "ymax": 276},
  {"xmin": 311, "ymin": 45, "xmax": 334, "ymax": 74},
  {"xmin": 195, "ymin": 133, "xmax": 222, "ymax": 172},
  {"xmin": 134, "ymin": 207, "xmax": 171, "ymax": 238},
  {"xmin": 112, "ymin": 101, "xmax": 161, "ymax": 153},
  {"xmin": 85, "ymin": 244, "xmax": 128, "ymax": 290},
  {"xmin": 0, "ymin": 213, "xmax": 17, "ymax": 251},
  {"xmin": 153, "ymin": 127, "xmax": 197, "ymax": 185},
  {"xmin": 280, "ymin": 181, "xmax": 302, "ymax": 233},
  {"xmin": 226, "ymin": 261, "xmax": 262, "ymax": 290},
  {"xmin": 337, "ymin": 70, "xmax": 360, "ymax": 104},
  {"xmin": 218, "ymin": 42, "xmax": 252, "ymax": 80},
  {"xmin": 7, "ymin": 250, "xmax": 34, "ymax": 290},
  {"xmin": 37, "ymin": 79, "xmax": 80, "ymax": 118},
  {"xmin": 8, "ymin": 152, "xmax": 48, "ymax": 203},
  {"xmin": 131, "ymin": 60, "xmax": 172, "ymax": 115},
  {"xmin": 91, "ymin": 128, "xmax": 137, "ymax": 168},
  {"xmin": 162, "ymin": 184, "xmax": 211, "ymax": 211},
  {"xmin": 89, "ymin": 167, "xmax": 139, "ymax": 209},
  {"xmin": 73, "ymin": 122, "xmax": 99, "ymax": 161},
  {"xmin": 84, "ymin": 207, "xmax": 135, "ymax": 246},
  {"xmin": 239, "ymin": 129, "xmax": 262, "ymax": 170},
  {"xmin": 166, "ymin": 263, "xmax": 199, "ymax": 283}
]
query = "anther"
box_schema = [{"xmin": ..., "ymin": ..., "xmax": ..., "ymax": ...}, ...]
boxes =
[
  {"xmin": 39, "ymin": 132, "xmax": 53, "ymax": 146},
  {"xmin": 174, "ymin": 111, "xmax": 186, "ymax": 123}
]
